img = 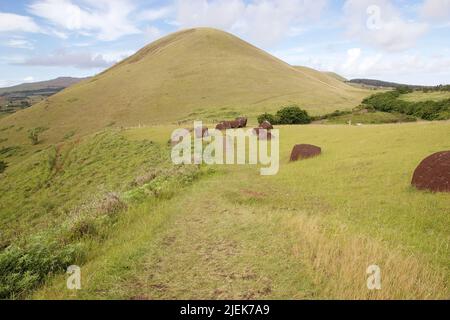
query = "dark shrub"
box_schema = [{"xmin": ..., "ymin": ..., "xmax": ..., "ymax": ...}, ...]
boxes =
[
  {"xmin": 0, "ymin": 160, "xmax": 6, "ymax": 173},
  {"xmin": 257, "ymin": 113, "xmax": 279, "ymax": 125},
  {"xmin": 276, "ymin": 106, "xmax": 312, "ymax": 124}
]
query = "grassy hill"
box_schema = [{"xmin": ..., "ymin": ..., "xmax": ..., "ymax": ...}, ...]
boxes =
[
  {"xmin": 324, "ymin": 71, "xmax": 347, "ymax": 82},
  {"xmin": 0, "ymin": 28, "xmax": 370, "ymax": 148}
]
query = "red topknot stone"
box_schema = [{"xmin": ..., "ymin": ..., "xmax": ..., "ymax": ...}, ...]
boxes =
[
  {"xmin": 252, "ymin": 128, "xmax": 272, "ymax": 140},
  {"xmin": 290, "ymin": 144, "xmax": 322, "ymax": 161},
  {"xmin": 216, "ymin": 122, "xmax": 231, "ymax": 131},
  {"xmin": 236, "ymin": 117, "xmax": 248, "ymax": 128},
  {"xmin": 260, "ymin": 121, "xmax": 273, "ymax": 130},
  {"xmin": 411, "ymin": 151, "xmax": 450, "ymax": 193}
]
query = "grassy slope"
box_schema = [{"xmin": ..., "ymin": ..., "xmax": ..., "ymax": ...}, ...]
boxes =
[
  {"xmin": 324, "ymin": 111, "xmax": 416, "ymax": 124},
  {"xmin": 0, "ymin": 131, "xmax": 169, "ymax": 246},
  {"xmin": 0, "ymin": 28, "xmax": 370, "ymax": 149},
  {"xmin": 0, "ymin": 129, "xmax": 213, "ymax": 297},
  {"xmin": 400, "ymin": 91, "xmax": 450, "ymax": 102},
  {"xmin": 322, "ymin": 71, "xmax": 348, "ymax": 82},
  {"xmin": 34, "ymin": 121, "xmax": 450, "ymax": 299}
]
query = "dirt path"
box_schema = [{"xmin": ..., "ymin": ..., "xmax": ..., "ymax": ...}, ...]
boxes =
[{"xmin": 123, "ymin": 167, "xmax": 315, "ymax": 299}]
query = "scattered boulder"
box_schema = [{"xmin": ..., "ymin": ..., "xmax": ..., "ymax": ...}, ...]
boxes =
[
  {"xmin": 259, "ymin": 121, "xmax": 273, "ymax": 130},
  {"xmin": 229, "ymin": 120, "xmax": 242, "ymax": 128},
  {"xmin": 216, "ymin": 122, "xmax": 231, "ymax": 131},
  {"xmin": 216, "ymin": 117, "xmax": 247, "ymax": 130},
  {"xmin": 236, "ymin": 117, "xmax": 248, "ymax": 128},
  {"xmin": 290, "ymin": 144, "xmax": 322, "ymax": 161},
  {"xmin": 411, "ymin": 151, "xmax": 450, "ymax": 193},
  {"xmin": 253, "ymin": 128, "xmax": 272, "ymax": 140}
]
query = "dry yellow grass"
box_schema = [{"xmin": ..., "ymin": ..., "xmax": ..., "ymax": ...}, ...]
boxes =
[{"xmin": 289, "ymin": 215, "xmax": 447, "ymax": 299}]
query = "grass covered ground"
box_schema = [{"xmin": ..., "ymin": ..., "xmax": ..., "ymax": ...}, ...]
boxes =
[
  {"xmin": 27, "ymin": 121, "xmax": 450, "ymax": 300},
  {"xmin": 400, "ymin": 91, "xmax": 450, "ymax": 102},
  {"xmin": 322, "ymin": 111, "xmax": 416, "ymax": 124},
  {"xmin": 0, "ymin": 130, "xmax": 212, "ymax": 298}
]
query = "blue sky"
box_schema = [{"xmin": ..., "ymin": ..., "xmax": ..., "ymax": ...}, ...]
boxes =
[{"xmin": 0, "ymin": 0, "xmax": 449, "ymax": 87}]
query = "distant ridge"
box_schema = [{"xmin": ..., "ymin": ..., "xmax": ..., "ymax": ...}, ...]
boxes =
[
  {"xmin": 0, "ymin": 77, "xmax": 88, "ymax": 95},
  {"xmin": 347, "ymin": 78, "xmax": 429, "ymax": 89}
]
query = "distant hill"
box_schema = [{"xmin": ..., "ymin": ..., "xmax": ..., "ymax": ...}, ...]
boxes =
[
  {"xmin": 347, "ymin": 79, "xmax": 427, "ymax": 89},
  {"xmin": 0, "ymin": 77, "xmax": 88, "ymax": 117},
  {"xmin": 0, "ymin": 28, "xmax": 371, "ymax": 145},
  {"xmin": 324, "ymin": 72, "xmax": 347, "ymax": 82},
  {"xmin": 0, "ymin": 77, "xmax": 88, "ymax": 95}
]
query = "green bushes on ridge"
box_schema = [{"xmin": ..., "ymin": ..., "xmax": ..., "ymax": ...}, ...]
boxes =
[
  {"xmin": 362, "ymin": 88, "xmax": 450, "ymax": 120},
  {"xmin": 258, "ymin": 105, "xmax": 312, "ymax": 125}
]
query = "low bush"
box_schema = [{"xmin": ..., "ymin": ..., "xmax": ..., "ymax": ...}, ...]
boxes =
[
  {"xmin": 257, "ymin": 113, "xmax": 279, "ymax": 125},
  {"xmin": 257, "ymin": 106, "xmax": 312, "ymax": 125},
  {"xmin": 276, "ymin": 106, "xmax": 312, "ymax": 124},
  {"xmin": 0, "ymin": 238, "xmax": 82, "ymax": 299},
  {"xmin": 0, "ymin": 160, "xmax": 7, "ymax": 173}
]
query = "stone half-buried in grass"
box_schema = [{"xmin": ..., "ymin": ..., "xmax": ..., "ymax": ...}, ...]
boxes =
[
  {"xmin": 252, "ymin": 128, "xmax": 273, "ymax": 140},
  {"xmin": 290, "ymin": 144, "xmax": 322, "ymax": 162},
  {"xmin": 411, "ymin": 151, "xmax": 450, "ymax": 193}
]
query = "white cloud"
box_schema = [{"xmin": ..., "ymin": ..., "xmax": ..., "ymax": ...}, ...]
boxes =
[
  {"xmin": 100, "ymin": 50, "xmax": 135, "ymax": 63},
  {"xmin": 28, "ymin": 0, "xmax": 141, "ymax": 41},
  {"xmin": 0, "ymin": 12, "xmax": 41, "ymax": 33},
  {"xmin": 278, "ymin": 46, "xmax": 450, "ymax": 85},
  {"xmin": 138, "ymin": 6, "xmax": 173, "ymax": 21},
  {"xmin": 3, "ymin": 39, "xmax": 35, "ymax": 50},
  {"xmin": 342, "ymin": 0, "xmax": 428, "ymax": 51},
  {"xmin": 175, "ymin": 0, "xmax": 328, "ymax": 46},
  {"xmin": 16, "ymin": 49, "xmax": 113, "ymax": 69},
  {"xmin": 420, "ymin": 0, "xmax": 450, "ymax": 20},
  {"xmin": 23, "ymin": 76, "xmax": 34, "ymax": 82},
  {"xmin": 15, "ymin": 48, "xmax": 135, "ymax": 69}
]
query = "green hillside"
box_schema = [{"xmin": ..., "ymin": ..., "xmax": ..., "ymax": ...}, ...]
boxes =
[
  {"xmin": 0, "ymin": 28, "xmax": 370, "ymax": 148},
  {"xmin": 324, "ymin": 71, "xmax": 348, "ymax": 82},
  {"xmin": 24, "ymin": 121, "xmax": 449, "ymax": 300}
]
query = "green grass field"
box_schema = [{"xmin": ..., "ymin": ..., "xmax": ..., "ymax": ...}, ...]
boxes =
[
  {"xmin": 400, "ymin": 91, "xmax": 450, "ymax": 102},
  {"xmin": 14, "ymin": 121, "xmax": 447, "ymax": 300},
  {"xmin": 323, "ymin": 111, "xmax": 416, "ymax": 124}
]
